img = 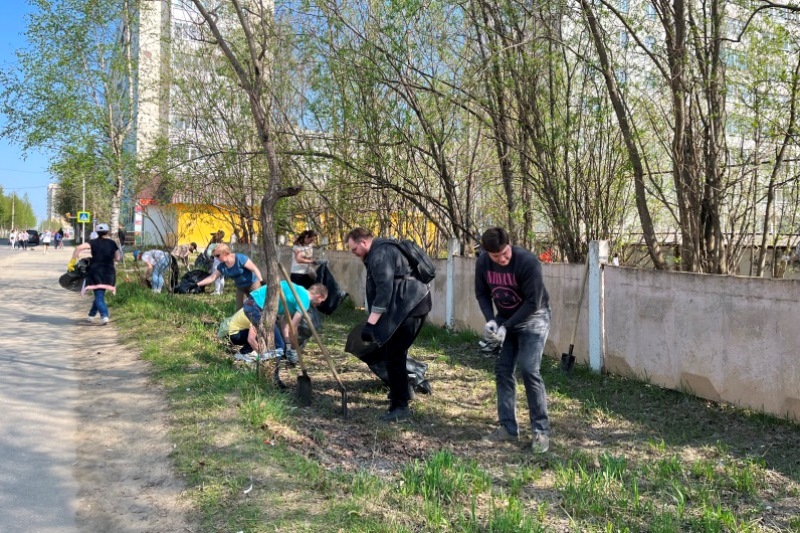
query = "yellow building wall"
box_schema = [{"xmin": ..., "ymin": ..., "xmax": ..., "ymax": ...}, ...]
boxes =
[{"xmin": 174, "ymin": 204, "xmax": 239, "ymax": 248}]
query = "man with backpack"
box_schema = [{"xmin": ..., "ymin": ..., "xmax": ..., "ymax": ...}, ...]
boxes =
[{"xmin": 346, "ymin": 227, "xmax": 432, "ymax": 423}]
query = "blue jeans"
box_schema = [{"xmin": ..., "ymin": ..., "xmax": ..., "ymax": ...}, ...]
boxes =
[
  {"xmin": 89, "ymin": 289, "xmax": 109, "ymax": 319},
  {"xmin": 151, "ymin": 256, "xmax": 170, "ymax": 292},
  {"xmin": 243, "ymin": 297, "xmax": 286, "ymax": 351},
  {"xmin": 495, "ymin": 307, "xmax": 551, "ymax": 436}
]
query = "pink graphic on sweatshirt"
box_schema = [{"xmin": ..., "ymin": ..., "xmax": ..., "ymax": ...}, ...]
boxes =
[{"xmin": 487, "ymin": 271, "xmax": 522, "ymax": 310}]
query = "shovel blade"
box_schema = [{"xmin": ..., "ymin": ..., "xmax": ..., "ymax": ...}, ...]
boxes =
[
  {"xmin": 297, "ymin": 373, "xmax": 312, "ymax": 405},
  {"xmin": 340, "ymin": 389, "xmax": 348, "ymax": 419},
  {"xmin": 560, "ymin": 345, "xmax": 576, "ymax": 374}
]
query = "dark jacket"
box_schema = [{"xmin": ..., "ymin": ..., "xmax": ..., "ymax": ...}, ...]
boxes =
[{"xmin": 364, "ymin": 238, "xmax": 430, "ymax": 346}]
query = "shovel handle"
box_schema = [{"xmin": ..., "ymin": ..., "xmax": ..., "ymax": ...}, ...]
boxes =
[{"xmin": 569, "ymin": 259, "xmax": 590, "ymax": 346}]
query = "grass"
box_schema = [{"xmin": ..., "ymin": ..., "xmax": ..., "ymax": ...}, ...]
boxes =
[{"xmin": 109, "ymin": 278, "xmax": 800, "ymax": 532}]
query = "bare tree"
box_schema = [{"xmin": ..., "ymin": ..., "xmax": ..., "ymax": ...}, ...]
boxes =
[{"xmin": 183, "ymin": 0, "xmax": 301, "ymax": 356}]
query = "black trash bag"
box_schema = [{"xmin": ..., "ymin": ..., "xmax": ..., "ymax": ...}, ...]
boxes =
[
  {"xmin": 194, "ymin": 252, "xmax": 213, "ymax": 272},
  {"xmin": 345, "ymin": 321, "xmax": 432, "ymax": 394},
  {"xmin": 367, "ymin": 358, "xmax": 432, "ymax": 394},
  {"xmin": 315, "ymin": 262, "xmax": 347, "ymax": 316},
  {"xmin": 58, "ymin": 258, "xmax": 91, "ymax": 292},
  {"xmin": 174, "ymin": 269, "xmax": 208, "ymax": 294},
  {"xmin": 345, "ymin": 319, "xmax": 379, "ymax": 359},
  {"xmin": 296, "ymin": 306, "xmax": 323, "ymax": 350}
]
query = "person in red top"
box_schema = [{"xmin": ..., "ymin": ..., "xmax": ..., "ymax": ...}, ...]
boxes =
[{"xmin": 474, "ymin": 227, "xmax": 552, "ymax": 453}]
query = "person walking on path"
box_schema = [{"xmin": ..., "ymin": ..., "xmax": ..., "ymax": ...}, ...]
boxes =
[
  {"xmin": 17, "ymin": 230, "xmax": 28, "ymax": 251},
  {"xmin": 346, "ymin": 227, "xmax": 432, "ymax": 423},
  {"xmin": 54, "ymin": 228, "xmax": 64, "ymax": 250},
  {"xmin": 196, "ymin": 243, "xmax": 263, "ymax": 310},
  {"xmin": 69, "ymin": 223, "xmax": 120, "ymax": 325},
  {"xmin": 8, "ymin": 229, "xmax": 15, "ymax": 250},
  {"xmin": 475, "ymin": 226, "xmax": 552, "ymax": 453},
  {"xmin": 140, "ymin": 249, "xmax": 171, "ymax": 293},
  {"xmin": 41, "ymin": 230, "xmax": 52, "ymax": 254}
]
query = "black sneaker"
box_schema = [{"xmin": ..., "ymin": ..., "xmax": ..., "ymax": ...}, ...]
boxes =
[{"xmin": 380, "ymin": 406, "xmax": 412, "ymax": 423}]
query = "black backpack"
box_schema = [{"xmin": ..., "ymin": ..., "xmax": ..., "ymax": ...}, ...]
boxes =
[{"xmin": 384, "ymin": 239, "xmax": 436, "ymax": 284}]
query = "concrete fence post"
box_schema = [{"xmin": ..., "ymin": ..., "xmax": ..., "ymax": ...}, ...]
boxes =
[
  {"xmin": 445, "ymin": 237, "xmax": 460, "ymax": 329},
  {"xmin": 588, "ymin": 240, "xmax": 608, "ymax": 373}
]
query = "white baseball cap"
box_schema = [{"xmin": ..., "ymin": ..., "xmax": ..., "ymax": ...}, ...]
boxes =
[{"xmin": 96, "ymin": 223, "xmax": 110, "ymax": 232}]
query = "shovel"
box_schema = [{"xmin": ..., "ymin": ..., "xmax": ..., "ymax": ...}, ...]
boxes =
[
  {"xmin": 279, "ymin": 264, "xmax": 348, "ymax": 418},
  {"xmin": 561, "ymin": 258, "xmax": 589, "ymax": 374},
  {"xmin": 277, "ymin": 285, "xmax": 313, "ymax": 405}
]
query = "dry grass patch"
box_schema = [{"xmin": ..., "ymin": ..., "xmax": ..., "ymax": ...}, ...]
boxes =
[{"xmin": 111, "ymin": 282, "xmax": 800, "ymax": 531}]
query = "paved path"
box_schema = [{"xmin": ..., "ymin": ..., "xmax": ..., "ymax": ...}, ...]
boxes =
[{"xmin": 0, "ymin": 246, "xmax": 190, "ymax": 532}]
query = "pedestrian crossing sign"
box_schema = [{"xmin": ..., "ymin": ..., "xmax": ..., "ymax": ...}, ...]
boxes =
[{"xmin": 77, "ymin": 211, "xmax": 91, "ymax": 223}]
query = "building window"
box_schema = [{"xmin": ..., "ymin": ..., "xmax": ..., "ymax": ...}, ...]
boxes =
[
  {"xmin": 615, "ymin": 68, "xmax": 628, "ymax": 85},
  {"xmin": 620, "ymin": 30, "xmax": 629, "ymax": 48},
  {"xmin": 645, "ymin": 35, "xmax": 656, "ymax": 51},
  {"xmin": 645, "ymin": 2, "xmax": 657, "ymax": 20},
  {"xmin": 618, "ymin": 0, "xmax": 629, "ymax": 13}
]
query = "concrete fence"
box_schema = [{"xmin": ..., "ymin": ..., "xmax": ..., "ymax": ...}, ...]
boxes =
[{"xmin": 263, "ymin": 243, "xmax": 800, "ymax": 422}]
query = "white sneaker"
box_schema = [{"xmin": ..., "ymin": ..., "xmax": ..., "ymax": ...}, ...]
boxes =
[
  {"xmin": 531, "ymin": 433, "xmax": 549, "ymax": 453},
  {"xmin": 101, "ymin": 317, "xmax": 110, "ymax": 325},
  {"xmin": 86, "ymin": 316, "xmax": 96, "ymax": 323}
]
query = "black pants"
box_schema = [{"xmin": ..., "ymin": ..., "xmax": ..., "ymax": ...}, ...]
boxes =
[
  {"xmin": 229, "ymin": 329, "xmax": 252, "ymax": 353},
  {"xmin": 290, "ymin": 272, "xmax": 315, "ymax": 289},
  {"xmin": 378, "ymin": 294, "xmax": 431, "ymax": 409}
]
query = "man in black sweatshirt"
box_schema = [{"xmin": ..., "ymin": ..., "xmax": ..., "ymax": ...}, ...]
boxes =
[{"xmin": 474, "ymin": 227, "xmax": 552, "ymax": 453}]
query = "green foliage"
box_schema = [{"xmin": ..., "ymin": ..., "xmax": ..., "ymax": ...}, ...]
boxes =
[
  {"xmin": 0, "ymin": 0, "xmax": 140, "ymax": 232},
  {"xmin": 0, "ymin": 190, "xmax": 36, "ymax": 229}
]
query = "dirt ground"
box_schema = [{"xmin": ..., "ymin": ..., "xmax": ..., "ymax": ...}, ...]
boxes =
[
  {"xmin": 71, "ymin": 314, "xmax": 193, "ymax": 532},
  {"xmin": 0, "ymin": 248, "xmax": 192, "ymax": 532}
]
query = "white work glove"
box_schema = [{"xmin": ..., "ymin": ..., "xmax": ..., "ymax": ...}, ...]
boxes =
[
  {"xmin": 483, "ymin": 320, "xmax": 498, "ymax": 338},
  {"xmin": 494, "ymin": 326, "xmax": 507, "ymax": 344}
]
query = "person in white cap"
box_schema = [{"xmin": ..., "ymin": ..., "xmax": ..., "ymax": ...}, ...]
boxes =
[{"xmin": 69, "ymin": 223, "xmax": 120, "ymax": 325}]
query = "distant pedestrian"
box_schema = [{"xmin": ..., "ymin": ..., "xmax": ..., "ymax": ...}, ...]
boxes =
[
  {"xmin": 70, "ymin": 223, "xmax": 120, "ymax": 325},
  {"xmin": 54, "ymin": 229, "xmax": 63, "ymax": 250},
  {"xmin": 8, "ymin": 230, "xmax": 15, "ymax": 250},
  {"xmin": 612, "ymin": 252, "xmax": 620, "ymax": 266},
  {"xmin": 475, "ymin": 227, "xmax": 552, "ymax": 453},
  {"xmin": 17, "ymin": 230, "xmax": 28, "ymax": 251},
  {"xmin": 41, "ymin": 230, "xmax": 52, "ymax": 254}
]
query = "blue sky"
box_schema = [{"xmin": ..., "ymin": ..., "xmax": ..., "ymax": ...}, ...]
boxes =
[{"xmin": 0, "ymin": 0, "xmax": 54, "ymax": 224}]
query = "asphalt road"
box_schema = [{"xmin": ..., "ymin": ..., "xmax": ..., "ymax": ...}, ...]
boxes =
[{"xmin": 0, "ymin": 245, "xmax": 82, "ymax": 531}]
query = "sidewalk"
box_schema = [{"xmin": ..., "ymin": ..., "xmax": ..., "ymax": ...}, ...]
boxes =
[{"xmin": 0, "ymin": 247, "xmax": 190, "ymax": 532}]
